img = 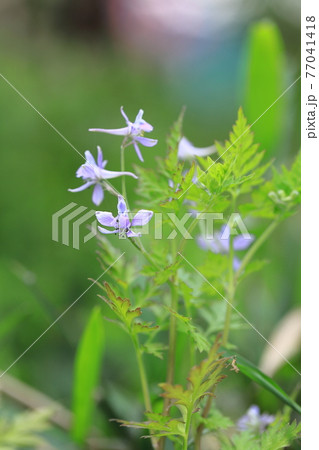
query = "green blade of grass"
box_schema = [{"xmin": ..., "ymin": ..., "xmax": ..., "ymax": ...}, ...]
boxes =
[
  {"xmin": 224, "ymin": 351, "xmax": 301, "ymax": 414},
  {"xmin": 241, "ymin": 20, "xmax": 286, "ymax": 154},
  {"xmin": 72, "ymin": 306, "xmax": 105, "ymax": 443}
]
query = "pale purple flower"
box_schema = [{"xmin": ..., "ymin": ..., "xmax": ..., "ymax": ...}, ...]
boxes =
[
  {"xmin": 237, "ymin": 405, "xmax": 274, "ymax": 433},
  {"xmin": 178, "ymin": 136, "xmax": 216, "ymax": 160},
  {"xmin": 89, "ymin": 107, "xmax": 158, "ymax": 162},
  {"xmin": 197, "ymin": 225, "xmax": 254, "ymax": 271},
  {"xmin": 96, "ymin": 195, "xmax": 153, "ymax": 238},
  {"xmin": 68, "ymin": 146, "xmax": 137, "ymax": 206}
]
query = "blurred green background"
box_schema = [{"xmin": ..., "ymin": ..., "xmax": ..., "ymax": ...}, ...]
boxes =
[{"xmin": 0, "ymin": 0, "xmax": 300, "ymax": 447}]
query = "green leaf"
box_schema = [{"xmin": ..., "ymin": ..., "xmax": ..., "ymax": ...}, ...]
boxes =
[
  {"xmin": 100, "ymin": 283, "xmax": 159, "ymax": 336},
  {"xmin": 116, "ymin": 412, "xmax": 185, "ymax": 439},
  {"xmin": 142, "ymin": 342, "xmax": 167, "ymax": 359},
  {"xmin": 100, "ymin": 282, "xmax": 142, "ymax": 330},
  {"xmin": 240, "ymin": 152, "xmax": 301, "ymax": 219},
  {"xmin": 153, "ymin": 261, "xmax": 179, "ymax": 285},
  {"xmin": 168, "ymin": 309, "xmax": 210, "ymax": 352},
  {"xmin": 72, "ymin": 306, "xmax": 105, "ymax": 443},
  {"xmin": 260, "ymin": 419, "xmax": 300, "ymax": 449},
  {"xmin": 223, "ymin": 352, "xmax": 301, "ymax": 414},
  {"xmin": 0, "ymin": 408, "xmax": 52, "ymax": 448},
  {"xmin": 242, "ymin": 20, "xmax": 285, "ymax": 153},
  {"xmin": 195, "ymin": 407, "xmax": 234, "ymax": 431},
  {"xmin": 160, "ymin": 337, "xmax": 228, "ymax": 410},
  {"xmin": 165, "ymin": 107, "xmax": 185, "ymax": 172},
  {"xmin": 205, "ymin": 108, "xmax": 268, "ymax": 199}
]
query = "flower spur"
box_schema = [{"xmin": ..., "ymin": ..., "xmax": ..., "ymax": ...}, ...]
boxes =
[{"xmin": 89, "ymin": 107, "xmax": 157, "ymax": 162}]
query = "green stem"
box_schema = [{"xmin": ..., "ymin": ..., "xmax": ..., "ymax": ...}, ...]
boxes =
[
  {"xmin": 101, "ymin": 180, "xmax": 120, "ymax": 197},
  {"xmin": 120, "ymin": 144, "xmax": 127, "ymax": 200},
  {"xmin": 132, "ymin": 334, "xmax": 152, "ymax": 412},
  {"xmin": 183, "ymin": 409, "xmax": 192, "ymax": 450},
  {"xmin": 165, "ymin": 281, "xmax": 178, "ymax": 390},
  {"xmin": 159, "ymin": 241, "xmax": 178, "ymax": 450},
  {"xmin": 165, "ymin": 238, "xmax": 178, "ymax": 389},
  {"xmin": 222, "ymin": 216, "xmax": 281, "ymax": 347},
  {"xmin": 235, "ymin": 218, "xmax": 281, "ymax": 282},
  {"xmin": 132, "ymin": 334, "xmax": 157, "ymax": 450},
  {"xmin": 222, "ymin": 197, "xmax": 236, "ymax": 347},
  {"xmin": 130, "ymin": 238, "xmax": 160, "ymax": 271},
  {"xmin": 194, "ymin": 394, "xmax": 214, "ymax": 450}
]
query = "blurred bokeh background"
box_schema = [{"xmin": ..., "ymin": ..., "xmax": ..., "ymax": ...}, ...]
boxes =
[{"xmin": 0, "ymin": 0, "xmax": 300, "ymax": 447}]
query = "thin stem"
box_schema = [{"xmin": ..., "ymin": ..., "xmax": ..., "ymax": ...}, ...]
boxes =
[
  {"xmin": 194, "ymin": 391, "xmax": 215, "ymax": 449},
  {"xmin": 235, "ymin": 218, "xmax": 281, "ymax": 282},
  {"xmin": 120, "ymin": 144, "xmax": 127, "ymax": 200},
  {"xmin": 101, "ymin": 180, "xmax": 120, "ymax": 197},
  {"xmin": 165, "ymin": 282, "xmax": 178, "ymax": 391},
  {"xmin": 130, "ymin": 238, "xmax": 160, "ymax": 270},
  {"xmin": 222, "ymin": 196, "xmax": 236, "ymax": 347},
  {"xmin": 183, "ymin": 409, "xmax": 192, "ymax": 450},
  {"xmin": 132, "ymin": 334, "xmax": 152, "ymax": 412},
  {"xmin": 159, "ymin": 240, "xmax": 178, "ymax": 450},
  {"xmin": 131, "ymin": 335, "xmax": 157, "ymax": 450}
]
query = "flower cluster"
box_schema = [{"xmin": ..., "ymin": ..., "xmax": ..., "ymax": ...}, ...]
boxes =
[
  {"xmin": 96, "ymin": 196, "xmax": 153, "ymax": 238},
  {"xmin": 89, "ymin": 107, "xmax": 158, "ymax": 162},
  {"xmin": 69, "ymin": 107, "xmax": 157, "ymax": 236}
]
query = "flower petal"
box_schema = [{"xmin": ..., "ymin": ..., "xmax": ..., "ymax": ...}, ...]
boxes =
[
  {"xmin": 99, "ymin": 169, "xmax": 138, "ymax": 180},
  {"xmin": 140, "ymin": 120, "xmax": 153, "ymax": 132},
  {"xmin": 97, "ymin": 146, "xmax": 104, "ymax": 168},
  {"xmin": 233, "ymin": 257, "xmax": 241, "ymax": 272},
  {"xmin": 131, "ymin": 210, "xmax": 153, "ymax": 227},
  {"xmin": 178, "ymin": 137, "xmax": 216, "ymax": 160},
  {"xmin": 92, "ymin": 184, "xmax": 104, "ymax": 205},
  {"xmin": 233, "ymin": 234, "xmax": 255, "ymax": 251},
  {"xmin": 117, "ymin": 196, "xmax": 128, "ymax": 214},
  {"xmin": 96, "ymin": 211, "xmax": 116, "ymax": 227},
  {"xmin": 210, "ymin": 239, "xmax": 225, "ymax": 254},
  {"xmin": 76, "ymin": 164, "xmax": 95, "ymax": 179},
  {"xmin": 197, "ymin": 236, "xmax": 209, "ymax": 251},
  {"xmin": 126, "ymin": 229, "xmax": 141, "ymax": 238},
  {"xmin": 134, "ymin": 109, "xmax": 144, "ymax": 123},
  {"xmin": 98, "ymin": 226, "xmax": 118, "ymax": 235},
  {"xmin": 89, "ymin": 127, "xmax": 129, "ymax": 136},
  {"xmin": 135, "ymin": 136, "xmax": 158, "ymax": 147},
  {"xmin": 120, "ymin": 106, "xmax": 130, "ymax": 124},
  {"xmin": 84, "ymin": 150, "xmax": 96, "ymax": 165},
  {"xmin": 134, "ymin": 109, "xmax": 153, "ymax": 132},
  {"xmin": 118, "ymin": 214, "xmax": 130, "ymax": 229},
  {"xmin": 133, "ymin": 142, "xmax": 144, "ymax": 162},
  {"xmin": 68, "ymin": 181, "xmax": 94, "ymax": 192}
]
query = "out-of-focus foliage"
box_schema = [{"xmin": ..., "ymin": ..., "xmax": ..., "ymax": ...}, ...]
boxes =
[
  {"xmin": 242, "ymin": 20, "xmax": 286, "ymax": 155},
  {"xmin": 222, "ymin": 417, "xmax": 300, "ymax": 449},
  {"xmin": 0, "ymin": 407, "xmax": 51, "ymax": 448}
]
